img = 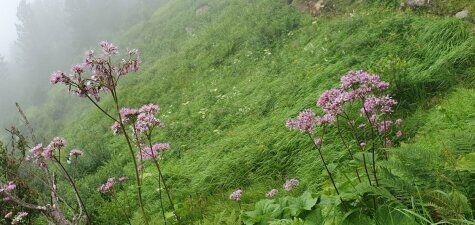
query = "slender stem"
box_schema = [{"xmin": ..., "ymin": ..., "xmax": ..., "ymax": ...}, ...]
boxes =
[
  {"xmin": 342, "ymin": 113, "xmax": 373, "ymax": 186},
  {"xmin": 145, "ymin": 133, "xmax": 180, "ymax": 222},
  {"xmin": 110, "ymin": 87, "xmax": 148, "ymax": 224},
  {"xmin": 308, "ymin": 133, "xmax": 340, "ymax": 195},
  {"xmin": 158, "ymin": 169, "xmax": 167, "ymax": 225},
  {"xmin": 53, "ymin": 157, "xmax": 90, "ymax": 224},
  {"xmin": 371, "ymin": 146, "xmax": 378, "ymax": 186},
  {"xmin": 153, "ymin": 159, "xmax": 179, "ymax": 221},
  {"xmin": 85, "ymin": 95, "xmax": 118, "ymax": 123},
  {"xmin": 360, "ymin": 99, "xmax": 380, "ymax": 187},
  {"xmin": 336, "ymin": 117, "xmax": 361, "ymax": 182},
  {"xmin": 361, "ymin": 154, "xmax": 372, "ymax": 186}
]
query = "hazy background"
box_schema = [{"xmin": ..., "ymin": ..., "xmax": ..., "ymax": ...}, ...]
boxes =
[
  {"xmin": 0, "ymin": 0, "xmax": 165, "ymax": 134},
  {"xmin": 0, "ymin": 0, "xmax": 22, "ymax": 59}
]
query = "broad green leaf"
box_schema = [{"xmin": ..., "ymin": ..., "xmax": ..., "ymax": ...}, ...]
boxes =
[
  {"xmin": 243, "ymin": 199, "xmax": 283, "ymax": 225},
  {"xmin": 303, "ymin": 207, "xmax": 324, "ymax": 225},
  {"xmin": 375, "ymin": 206, "xmax": 418, "ymax": 225}
]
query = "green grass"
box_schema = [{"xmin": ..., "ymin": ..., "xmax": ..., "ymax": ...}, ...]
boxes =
[{"xmin": 26, "ymin": 0, "xmax": 475, "ymax": 224}]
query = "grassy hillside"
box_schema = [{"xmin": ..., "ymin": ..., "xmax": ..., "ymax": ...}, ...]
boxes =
[{"xmin": 25, "ymin": 0, "xmax": 474, "ymax": 224}]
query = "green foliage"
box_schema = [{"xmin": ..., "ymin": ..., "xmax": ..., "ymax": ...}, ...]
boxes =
[
  {"xmin": 243, "ymin": 191, "xmax": 318, "ymax": 225},
  {"xmin": 16, "ymin": 0, "xmax": 475, "ymax": 224}
]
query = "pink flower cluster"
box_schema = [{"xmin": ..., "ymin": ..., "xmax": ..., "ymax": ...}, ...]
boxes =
[
  {"xmin": 0, "ymin": 181, "xmax": 16, "ymax": 193},
  {"xmin": 97, "ymin": 176, "xmax": 128, "ymax": 194},
  {"xmin": 286, "ymin": 109, "xmax": 316, "ymax": 134},
  {"xmin": 266, "ymin": 189, "xmax": 278, "ymax": 199},
  {"xmin": 112, "ymin": 104, "xmax": 164, "ymax": 136},
  {"xmin": 118, "ymin": 176, "xmax": 128, "ymax": 183},
  {"xmin": 136, "ymin": 143, "xmax": 170, "ymax": 160},
  {"xmin": 229, "ymin": 189, "xmax": 243, "ymax": 202},
  {"xmin": 98, "ymin": 177, "xmax": 117, "ymax": 194},
  {"xmin": 69, "ymin": 149, "xmax": 83, "ymax": 157},
  {"xmin": 50, "ymin": 41, "xmax": 141, "ymax": 102},
  {"xmin": 283, "ymin": 179, "xmax": 299, "ymax": 191},
  {"xmin": 287, "ymin": 71, "xmax": 403, "ymax": 139},
  {"xmin": 28, "ymin": 138, "xmax": 84, "ymax": 168},
  {"xmin": 362, "ymin": 95, "xmax": 397, "ymax": 116},
  {"xmin": 340, "ymin": 70, "xmax": 389, "ymax": 93}
]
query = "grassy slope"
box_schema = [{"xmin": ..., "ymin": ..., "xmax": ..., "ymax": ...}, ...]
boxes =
[{"xmin": 31, "ymin": 0, "xmax": 474, "ymax": 224}]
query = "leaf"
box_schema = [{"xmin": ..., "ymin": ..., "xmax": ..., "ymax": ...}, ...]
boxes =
[
  {"xmin": 456, "ymin": 152, "xmax": 475, "ymax": 172},
  {"xmin": 164, "ymin": 211, "xmax": 175, "ymax": 219},
  {"xmin": 319, "ymin": 194, "xmax": 341, "ymax": 207},
  {"xmin": 277, "ymin": 191, "xmax": 318, "ymax": 218},
  {"xmin": 303, "ymin": 207, "xmax": 324, "ymax": 225},
  {"xmin": 341, "ymin": 210, "xmax": 375, "ymax": 225},
  {"xmin": 243, "ymin": 199, "xmax": 283, "ymax": 225},
  {"xmin": 376, "ymin": 206, "xmax": 418, "ymax": 225}
]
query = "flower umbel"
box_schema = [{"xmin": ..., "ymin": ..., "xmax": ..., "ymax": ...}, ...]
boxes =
[{"xmin": 229, "ymin": 189, "xmax": 243, "ymax": 202}]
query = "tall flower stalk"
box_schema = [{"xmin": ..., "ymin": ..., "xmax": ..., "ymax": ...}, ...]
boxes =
[
  {"xmin": 50, "ymin": 41, "xmax": 148, "ymax": 223},
  {"xmin": 112, "ymin": 104, "xmax": 180, "ymax": 222},
  {"xmin": 286, "ymin": 70, "xmax": 404, "ymax": 201}
]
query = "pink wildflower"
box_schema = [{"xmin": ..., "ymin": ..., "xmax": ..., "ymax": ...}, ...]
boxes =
[
  {"xmin": 283, "ymin": 179, "xmax": 299, "ymax": 191},
  {"xmin": 358, "ymin": 123, "xmax": 366, "ymax": 130},
  {"xmin": 69, "ymin": 149, "xmax": 83, "ymax": 157},
  {"xmin": 136, "ymin": 143, "xmax": 170, "ymax": 160},
  {"xmin": 100, "ymin": 41, "xmax": 118, "ymax": 56},
  {"xmin": 41, "ymin": 146, "xmax": 55, "ymax": 159},
  {"xmin": 286, "ymin": 109, "xmax": 316, "ymax": 133},
  {"xmin": 229, "ymin": 189, "xmax": 243, "ymax": 202},
  {"xmin": 316, "ymin": 89, "xmax": 346, "ymax": 115},
  {"xmin": 314, "ymin": 138, "xmax": 323, "ymax": 148},
  {"xmin": 120, "ymin": 108, "xmax": 139, "ymax": 124},
  {"xmin": 362, "ymin": 96, "xmax": 397, "ymax": 115},
  {"xmin": 98, "ymin": 177, "xmax": 116, "ymax": 194},
  {"xmin": 71, "ymin": 64, "xmax": 84, "ymax": 74},
  {"xmin": 118, "ymin": 177, "xmax": 128, "ymax": 183},
  {"xmin": 396, "ymin": 131, "xmax": 403, "ymax": 138},
  {"xmin": 340, "ymin": 70, "xmax": 389, "ymax": 92},
  {"xmin": 50, "ymin": 137, "xmax": 67, "ymax": 148},
  {"xmin": 266, "ymin": 189, "xmax": 278, "ymax": 199},
  {"xmin": 0, "ymin": 181, "xmax": 16, "ymax": 193},
  {"xmin": 316, "ymin": 113, "xmax": 335, "ymax": 126},
  {"xmin": 385, "ymin": 139, "xmax": 392, "ymax": 147},
  {"xmin": 50, "ymin": 71, "xmax": 69, "ymax": 85},
  {"xmin": 111, "ymin": 122, "xmax": 122, "ymax": 135},
  {"xmin": 377, "ymin": 120, "xmax": 393, "ymax": 134}
]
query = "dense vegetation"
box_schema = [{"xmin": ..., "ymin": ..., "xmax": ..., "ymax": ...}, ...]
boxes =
[{"xmin": 1, "ymin": 0, "xmax": 474, "ymax": 224}]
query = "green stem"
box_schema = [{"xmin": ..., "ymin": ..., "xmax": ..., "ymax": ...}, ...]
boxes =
[
  {"xmin": 146, "ymin": 134, "xmax": 180, "ymax": 222},
  {"xmin": 158, "ymin": 171, "xmax": 167, "ymax": 225},
  {"xmin": 336, "ymin": 117, "xmax": 362, "ymax": 182},
  {"xmin": 111, "ymin": 88, "xmax": 148, "ymax": 224},
  {"xmin": 308, "ymin": 133, "xmax": 340, "ymax": 195},
  {"xmin": 53, "ymin": 157, "xmax": 90, "ymax": 224}
]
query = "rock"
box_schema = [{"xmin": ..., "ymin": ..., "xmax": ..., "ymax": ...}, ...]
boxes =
[
  {"xmin": 196, "ymin": 4, "xmax": 209, "ymax": 16},
  {"xmin": 308, "ymin": 0, "xmax": 325, "ymax": 17},
  {"xmin": 407, "ymin": 0, "xmax": 426, "ymax": 7},
  {"xmin": 455, "ymin": 10, "xmax": 469, "ymax": 20}
]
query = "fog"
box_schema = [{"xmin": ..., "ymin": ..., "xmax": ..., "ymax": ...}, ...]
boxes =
[
  {"xmin": 0, "ymin": 0, "xmax": 164, "ymax": 136},
  {"xmin": 0, "ymin": 0, "xmax": 22, "ymax": 59}
]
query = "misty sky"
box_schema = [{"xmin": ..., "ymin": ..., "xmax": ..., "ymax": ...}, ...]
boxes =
[{"xmin": 0, "ymin": 0, "xmax": 22, "ymax": 59}]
